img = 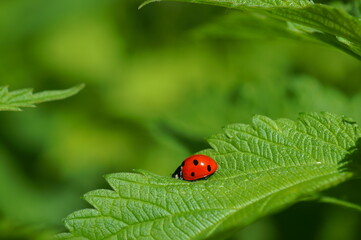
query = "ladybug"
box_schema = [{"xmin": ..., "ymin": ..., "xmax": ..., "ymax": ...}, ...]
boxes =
[{"xmin": 172, "ymin": 154, "xmax": 218, "ymax": 181}]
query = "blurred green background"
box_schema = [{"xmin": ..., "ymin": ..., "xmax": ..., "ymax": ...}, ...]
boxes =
[{"xmin": 0, "ymin": 0, "xmax": 361, "ymax": 239}]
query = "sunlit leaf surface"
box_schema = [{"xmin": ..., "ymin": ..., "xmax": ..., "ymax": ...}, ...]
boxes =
[{"xmin": 59, "ymin": 112, "xmax": 361, "ymax": 240}]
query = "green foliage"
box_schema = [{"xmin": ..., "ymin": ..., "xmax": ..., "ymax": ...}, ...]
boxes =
[
  {"xmin": 1, "ymin": 0, "xmax": 361, "ymax": 239},
  {"xmin": 141, "ymin": 0, "xmax": 361, "ymax": 60},
  {"xmin": 59, "ymin": 112, "xmax": 361, "ymax": 240},
  {"xmin": 0, "ymin": 84, "xmax": 84, "ymax": 111},
  {"xmin": 0, "ymin": 218, "xmax": 56, "ymax": 240},
  {"xmin": 165, "ymin": 76, "xmax": 361, "ymax": 139},
  {"xmin": 193, "ymin": 12, "xmax": 306, "ymax": 40}
]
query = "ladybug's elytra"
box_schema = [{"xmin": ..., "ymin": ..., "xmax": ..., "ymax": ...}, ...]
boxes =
[{"xmin": 172, "ymin": 154, "xmax": 218, "ymax": 181}]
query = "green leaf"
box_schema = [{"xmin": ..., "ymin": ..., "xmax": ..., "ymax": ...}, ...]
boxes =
[
  {"xmin": 140, "ymin": 0, "xmax": 361, "ymax": 60},
  {"xmin": 0, "ymin": 84, "xmax": 84, "ymax": 111},
  {"xmin": 194, "ymin": 12, "xmax": 307, "ymax": 40},
  {"xmin": 59, "ymin": 112, "xmax": 361, "ymax": 240},
  {"xmin": 193, "ymin": 12, "xmax": 361, "ymax": 59}
]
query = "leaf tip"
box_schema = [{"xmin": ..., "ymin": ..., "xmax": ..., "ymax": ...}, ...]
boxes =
[
  {"xmin": 103, "ymin": 173, "xmax": 113, "ymax": 181},
  {"xmin": 72, "ymin": 83, "xmax": 86, "ymax": 94}
]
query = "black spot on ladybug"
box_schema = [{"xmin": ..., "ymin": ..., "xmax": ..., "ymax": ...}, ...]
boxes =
[
  {"xmin": 193, "ymin": 159, "xmax": 199, "ymax": 166},
  {"xmin": 207, "ymin": 165, "xmax": 212, "ymax": 172},
  {"xmin": 191, "ymin": 172, "xmax": 195, "ymax": 177}
]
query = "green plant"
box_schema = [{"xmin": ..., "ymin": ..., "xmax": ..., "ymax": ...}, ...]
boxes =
[
  {"xmin": 0, "ymin": 84, "xmax": 84, "ymax": 238},
  {"xmin": 57, "ymin": 112, "xmax": 361, "ymax": 240},
  {"xmin": 52, "ymin": 0, "xmax": 361, "ymax": 239},
  {"xmin": 0, "ymin": 84, "xmax": 84, "ymax": 111},
  {"xmin": 141, "ymin": 0, "xmax": 361, "ymax": 60}
]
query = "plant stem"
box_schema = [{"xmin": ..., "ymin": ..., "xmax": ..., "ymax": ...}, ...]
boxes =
[{"xmin": 318, "ymin": 196, "xmax": 361, "ymax": 212}]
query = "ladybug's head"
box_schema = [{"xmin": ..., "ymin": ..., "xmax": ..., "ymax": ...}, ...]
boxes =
[{"xmin": 171, "ymin": 165, "xmax": 183, "ymax": 180}]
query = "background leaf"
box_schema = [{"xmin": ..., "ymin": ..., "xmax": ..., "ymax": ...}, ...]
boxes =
[
  {"xmin": 59, "ymin": 112, "xmax": 361, "ymax": 240},
  {"xmin": 0, "ymin": 84, "xmax": 84, "ymax": 111},
  {"xmin": 141, "ymin": 0, "xmax": 361, "ymax": 60}
]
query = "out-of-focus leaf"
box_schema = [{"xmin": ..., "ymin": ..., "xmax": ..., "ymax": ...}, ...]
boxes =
[
  {"xmin": 141, "ymin": 0, "xmax": 361, "ymax": 60},
  {"xmin": 194, "ymin": 12, "xmax": 309, "ymax": 40},
  {"xmin": 165, "ymin": 76, "xmax": 361, "ymax": 139},
  {"xmin": 194, "ymin": 11, "xmax": 361, "ymax": 59}
]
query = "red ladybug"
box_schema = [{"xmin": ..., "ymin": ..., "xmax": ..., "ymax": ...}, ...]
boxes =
[{"xmin": 172, "ymin": 154, "xmax": 218, "ymax": 181}]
